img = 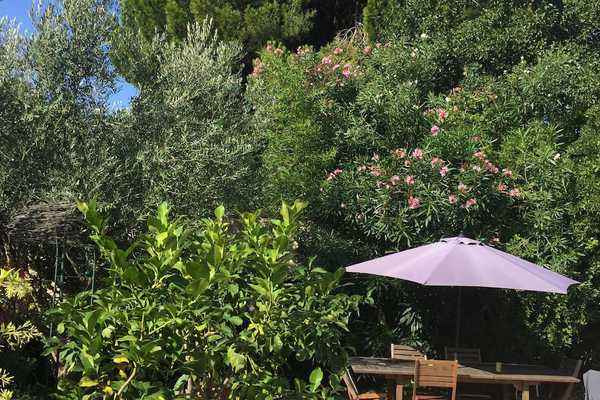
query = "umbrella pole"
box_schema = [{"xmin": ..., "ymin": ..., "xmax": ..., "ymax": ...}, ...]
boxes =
[{"xmin": 455, "ymin": 287, "xmax": 462, "ymax": 347}]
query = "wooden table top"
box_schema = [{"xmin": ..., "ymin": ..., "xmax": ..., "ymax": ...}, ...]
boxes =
[{"xmin": 350, "ymin": 357, "xmax": 580, "ymax": 385}]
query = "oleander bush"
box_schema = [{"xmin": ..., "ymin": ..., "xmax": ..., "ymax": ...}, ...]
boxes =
[{"xmin": 248, "ymin": 0, "xmax": 600, "ymax": 359}]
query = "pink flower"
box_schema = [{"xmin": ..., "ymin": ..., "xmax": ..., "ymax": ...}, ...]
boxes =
[
  {"xmin": 502, "ymin": 168, "xmax": 513, "ymax": 177},
  {"xmin": 266, "ymin": 44, "xmax": 274, "ymax": 52},
  {"xmin": 472, "ymin": 165, "xmax": 482, "ymax": 172},
  {"xmin": 333, "ymin": 47, "xmax": 343, "ymax": 55},
  {"xmin": 405, "ymin": 175, "xmax": 416, "ymax": 185},
  {"xmin": 553, "ymin": 153, "xmax": 561, "ymax": 160},
  {"xmin": 473, "ymin": 151, "xmax": 486, "ymax": 160},
  {"xmin": 440, "ymin": 166, "xmax": 449, "ymax": 176},
  {"xmin": 321, "ymin": 55, "xmax": 333, "ymax": 65},
  {"xmin": 412, "ymin": 148, "xmax": 424, "ymax": 159},
  {"xmin": 326, "ymin": 168, "xmax": 342, "ymax": 181},
  {"xmin": 431, "ymin": 125, "xmax": 440, "ymax": 136},
  {"xmin": 375, "ymin": 42, "xmax": 382, "ymax": 49},
  {"xmin": 342, "ymin": 63, "xmax": 352, "ymax": 78},
  {"xmin": 363, "ymin": 46, "xmax": 372, "ymax": 55},
  {"xmin": 274, "ymin": 48, "xmax": 284, "ymax": 56},
  {"xmin": 484, "ymin": 160, "xmax": 498, "ymax": 174},
  {"xmin": 371, "ymin": 153, "xmax": 380, "ymax": 162},
  {"xmin": 497, "ymin": 183, "xmax": 507, "ymax": 192},
  {"xmin": 251, "ymin": 61, "xmax": 265, "ymax": 77},
  {"xmin": 357, "ymin": 165, "xmax": 367, "ymax": 172},
  {"xmin": 509, "ymin": 188, "xmax": 521, "ymax": 198},
  {"xmin": 465, "ymin": 198, "xmax": 477, "ymax": 208},
  {"xmin": 404, "ymin": 159, "xmax": 412, "ymax": 168},
  {"xmin": 458, "ymin": 182, "xmax": 467, "ymax": 193},
  {"xmin": 332, "ymin": 64, "xmax": 340, "ymax": 71},
  {"xmin": 448, "ymin": 194, "xmax": 457, "ymax": 204},
  {"xmin": 390, "ymin": 175, "xmax": 401, "ymax": 185},
  {"xmin": 369, "ymin": 165, "xmax": 382, "ymax": 177},
  {"xmin": 392, "ymin": 148, "xmax": 406, "ymax": 158},
  {"xmin": 438, "ymin": 109, "xmax": 448, "ymax": 122},
  {"xmin": 431, "ymin": 157, "xmax": 442, "ymax": 167},
  {"xmin": 407, "ymin": 196, "xmax": 420, "ymax": 209}
]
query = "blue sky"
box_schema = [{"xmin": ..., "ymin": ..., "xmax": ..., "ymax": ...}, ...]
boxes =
[{"xmin": 0, "ymin": 0, "xmax": 137, "ymax": 108}]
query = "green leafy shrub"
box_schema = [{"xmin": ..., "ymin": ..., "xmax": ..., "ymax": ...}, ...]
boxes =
[
  {"xmin": 0, "ymin": 269, "xmax": 42, "ymax": 400},
  {"xmin": 46, "ymin": 200, "xmax": 362, "ymax": 399}
]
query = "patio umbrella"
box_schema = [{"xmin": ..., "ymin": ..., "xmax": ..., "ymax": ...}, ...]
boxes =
[{"xmin": 346, "ymin": 236, "xmax": 579, "ymax": 346}]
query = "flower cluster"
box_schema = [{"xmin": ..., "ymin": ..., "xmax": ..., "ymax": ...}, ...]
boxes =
[
  {"xmin": 265, "ymin": 44, "xmax": 285, "ymax": 56},
  {"xmin": 325, "ymin": 141, "xmax": 524, "ymax": 213},
  {"xmin": 314, "ymin": 46, "xmax": 360, "ymax": 81},
  {"xmin": 326, "ymin": 168, "xmax": 343, "ymax": 181},
  {"xmin": 424, "ymin": 108, "xmax": 451, "ymax": 138},
  {"xmin": 251, "ymin": 61, "xmax": 265, "ymax": 77}
]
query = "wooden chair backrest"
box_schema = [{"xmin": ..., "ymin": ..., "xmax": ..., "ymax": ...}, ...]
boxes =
[
  {"xmin": 413, "ymin": 359, "xmax": 458, "ymax": 400},
  {"xmin": 342, "ymin": 368, "xmax": 360, "ymax": 400},
  {"xmin": 558, "ymin": 358, "xmax": 583, "ymax": 400},
  {"xmin": 444, "ymin": 347, "xmax": 482, "ymax": 364},
  {"xmin": 391, "ymin": 344, "xmax": 426, "ymax": 361}
]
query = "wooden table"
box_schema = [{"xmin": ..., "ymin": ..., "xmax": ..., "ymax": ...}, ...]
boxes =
[{"xmin": 350, "ymin": 357, "xmax": 580, "ymax": 400}]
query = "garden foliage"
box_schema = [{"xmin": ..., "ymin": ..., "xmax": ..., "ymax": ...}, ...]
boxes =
[
  {"xmin": 114, "ymin": 0, "xmax": 315, "ymax": 83},
  {"xmin": 47, "ymin": 200, "xmax": 362, "ymax": 399},
  {"xmin": 2, "ymin": 0, "xmax": 600, "ymax": 397},
  {"xmin": 248, "ymin": 0, "xmax": 600, "ymax": 359},
  {"xmin": 0, "ymin": 269, "xmax": 41, "ymax": 400}
]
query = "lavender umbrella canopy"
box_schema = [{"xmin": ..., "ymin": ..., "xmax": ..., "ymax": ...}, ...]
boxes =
[
  {"xmin": 347, "ymin": 236, "xmax": 578, "ymax": 293},
  {"xmin": 346, "ymin": 236, "xmax": 579, "ymax": 345}
]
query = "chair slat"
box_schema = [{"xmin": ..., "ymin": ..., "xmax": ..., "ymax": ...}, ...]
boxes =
[
  {"xmin": 413, "ymin": 359, "xmax": 458, "ymax": 400},
  {"xmin": 444, "ymin": 347, "xmax": 482, "ymax": 364},
  {"xmin": 391, "ymin": 344, "xmax": 426, "ymax": 361}
]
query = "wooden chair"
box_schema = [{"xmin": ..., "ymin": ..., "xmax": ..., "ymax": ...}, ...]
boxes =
[
  {"xmin": 391, "ymin": 344, "xmax": 427, "ymax": 361},
  {"xmin": 558, "ymin": 358, "xmax": 583, "ymax": 400},
  {"xmin": 542, "ymin": 358, "xmax": 583, "ymax": 400},
  {"xmin": 342, "ymin": 368, "xmax": 387, "ymax": 400},
  {"xmin": 444, "ymin": 348, "xmax": 490, "ymax": 400},
  {"xmin": 412, "ymin": 359, "xmax": 458, "ymax": 400},
  {"xmin": 444, "ymin": 347, "xmax": 482, "ymax": 365}
]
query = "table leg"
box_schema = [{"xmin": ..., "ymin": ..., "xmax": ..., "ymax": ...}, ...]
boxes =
[
  {"xmin": 521, "ymin": 384, "xmax": 530, "ymax": 400},
  {"xmin": 395, "ymin": 382, "xmax": 404, "ymax": 400}
]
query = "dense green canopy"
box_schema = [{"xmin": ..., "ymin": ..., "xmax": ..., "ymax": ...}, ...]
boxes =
[
  {"xmin": 249, "ymin": 0, "xmax": 600, "ymax": 361},
  {"xmin": 1, "ymin": 0, "xmax": 600, "ymax": 397}
]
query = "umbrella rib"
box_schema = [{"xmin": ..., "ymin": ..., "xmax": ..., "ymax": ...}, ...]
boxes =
[
  {"xmin": 482, "ymin": 246, "xmax": 577, "ymax": 292},
  {"xmin": 422, "ymin": 243, "xmax": 459, "ymax": 285}
]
